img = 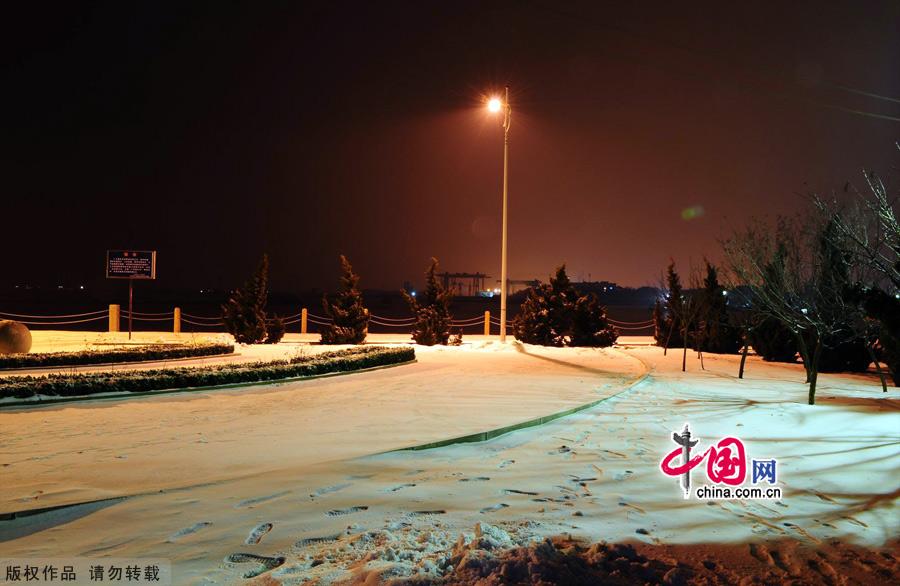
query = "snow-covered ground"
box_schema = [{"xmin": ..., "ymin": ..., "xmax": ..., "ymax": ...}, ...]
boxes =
[
  {"xmin": 0, "ymin": 335, "xmax": 896, "ymax": 585},
  {"xmin": 0, "ymin": 336, "xmax": 643, "ymax": 514}
]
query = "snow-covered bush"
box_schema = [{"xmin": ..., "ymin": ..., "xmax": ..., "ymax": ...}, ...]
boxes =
[
  {"xmin": 0, "ymin": 343, "xmax": 233, "ymax": 369},
  {"xmin": 0, "ymin": 346, "xmax": 415, "ymax": 399},
  {"xmin": 265, "ymin": 316, "xmax": 286, "ymax": 344}
]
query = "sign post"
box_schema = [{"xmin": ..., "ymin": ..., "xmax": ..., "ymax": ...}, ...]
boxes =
[
  {"xmin": 106, "ymin": 250, "xmax": 157, "ymax": 340},
  {"xmin": 129, "ymin": 277, "xmax": 134, "ymax": 340}
]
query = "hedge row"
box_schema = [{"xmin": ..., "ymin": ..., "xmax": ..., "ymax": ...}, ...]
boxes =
[
  {"xmin": 0, "ymin": 343, "xmax": 235, "ymax": 369},
  {"xmin": 0, "ymin": 346, "xmax": 415, "ymax": 400}
]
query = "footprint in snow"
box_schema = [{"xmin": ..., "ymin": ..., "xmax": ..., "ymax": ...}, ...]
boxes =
[
  {"xmin": 245, "ymin": 523, "xmax": 273, "ymax": 545},
  {"xmin": 236, "ymin": 491, "xmax": 290, "ymax": 508},
  {"xmin": 567, "ymin": 475, "xmax": 597, "ymax": 484},
  {"xmin": 459, "ymin": 476, "xmax": 491, "ymax": 482},
  {"xmin": 168, "ymin": 522, "xmax": 212, "ymax": 542},
  {"xmin": 294, "ymin": 534, "xmax": 341, "ymax": 548},
  {"xmin": 225, "ymin": 553, "xmax": 285, "ymax": 579},
  {"xmin": 498, "ymin": 460, "xmax": 515, "ymax": 468},
  {"xmin": 613, "ymin": 470, "xmax": 634, "ymax": 481},
  {"xmin": 325, "ymin": 506, "xmax": 368, "ymax": 517},
  {"xmin": 480, "ymin": 503, "xmax": 509, "ymax": 514},
  {"xmin": 310, "ymin": 483, "xmax": 350, "ymax": 497},
  {"xmin": 383, "ymin": 483, "xmax": 416, "ymax": 493}
]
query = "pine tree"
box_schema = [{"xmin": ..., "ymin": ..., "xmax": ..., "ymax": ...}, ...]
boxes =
[
  {"xmin": 321, "ymin": 255, "xmax": 369, "ymax": 344},
  {"xmin": 570, "ymin": 292, "xmax": 619, "ymax": 347},
  {"xmin": 749, "ymin": 314, "xmax": 799, "ymax": 362},
  {"xmin": 810, "ymin": 219, "xmax": 871, "ymax": 372},
  {"xmin": 403, "ymin": 258, "xmax": 452, "ymax": 345},
  {"xmin": 222, "ymin": 254, "xmax": 270, "ymax": 344},
  {"xmin": 652, "ymin": 299, "xmax": 666, "ymax": 345},
  {"xmin": 655, "ymin": 261, "xmax": 685, "ymax": 348},
  {"xmin": 697, "ymin": 262, "xmax": 741, "ymax": 353},
  {"xmin": 547, "ymin": 265, "xmax": 578, "ymax": 342},
  {"xmin": 513, "ymin": 264, "xmax": 617, "ymax": 347},
  {"xmin": 512, "ymin": 265, "xmax": 576, "ymax": 346},
  {"xmin": 512, "ymin": 282, "xmax": 557, "ymax": 345}
]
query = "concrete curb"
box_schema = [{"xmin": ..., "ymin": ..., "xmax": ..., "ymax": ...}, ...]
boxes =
[{"xmin": 386, "ymin": 349, "xmax": 651, "ymax": 452}]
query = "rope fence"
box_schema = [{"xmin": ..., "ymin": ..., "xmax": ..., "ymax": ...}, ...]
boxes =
[
  {"xmin": 0, "ymin": 309, "xmax": 107, "ymax": 319},
  {"xmin": 181, "ymin": 318, "xmax": 225, "ymax": 326},
  {"xmin": 121, "ymin": 312, "xmax": 174, "ymax": 322},
  {"xmin": 181, "ymin": 313, "xmax": 221, "ymax": 321},
  {"xmin": 10, "ymin": 315, "xmax": 110, "ymax": 326},
  {"xmin": 0, "ymin": 305, "xmax": 654, "ymax": 336},
  {"xmin": 366, "ymin": 314, "xmax": 413, "ymax": 322}
]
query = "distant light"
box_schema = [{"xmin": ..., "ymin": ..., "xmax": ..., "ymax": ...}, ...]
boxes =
[
  {"xmin": 801, "ymin": 308, "xmax": 808, "ymax": 314},
  {"xmin": 411, "ymin": 291, "xmax": 416, "ymax": 297},
  {"xmin": 487, "ymin": 97, "xmax": 502, "ymax": 113},
  {"xmin": 80, "ymin": 285, "xmax": 84, "ymax": 290},
  {"xmin": 58, "ymin": 285, "xmax": 63, "ymax": 289},
  {"xmin": 722, "ymin": 290, "xmax": 728, "ymax": 296},
  {"xmin": 681, "ymin": 205, "xmax": 705, "ymax": 221}
]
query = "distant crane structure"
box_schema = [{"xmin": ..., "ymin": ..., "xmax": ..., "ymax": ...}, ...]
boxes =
[{"xmin": 438, "ymin": 272, "xmax": 490, "ymax": 297}]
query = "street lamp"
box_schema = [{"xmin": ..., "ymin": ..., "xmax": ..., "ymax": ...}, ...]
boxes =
[{"xmin": 488, "ymin": 86, "xmax": 511, "ymax": 341}]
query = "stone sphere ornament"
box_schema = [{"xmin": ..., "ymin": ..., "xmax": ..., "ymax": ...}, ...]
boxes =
[{"xmin": 0, "ymin": 320, "xmax": 32, "ymax": 354}]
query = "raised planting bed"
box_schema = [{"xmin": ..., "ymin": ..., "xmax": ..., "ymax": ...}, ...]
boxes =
[
  {"xmin": 0, "ymin": 346, "xmax": 415, "ymax": 400},
  {"xmin": 0, "ymin": 343, "xmax": 235, "ymax": 369}
]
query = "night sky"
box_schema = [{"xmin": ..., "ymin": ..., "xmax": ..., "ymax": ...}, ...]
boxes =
[{"xmin": 3, "ymin": 1, "xmax": 899, "ymax": 293}]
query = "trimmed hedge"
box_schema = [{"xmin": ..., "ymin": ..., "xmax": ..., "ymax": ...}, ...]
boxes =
[
  {"xmin": 0, "ymin": 346, "xmax": 415, "ymax": 400},
  {"xmin": 0, "ymin": 343, "xmax": 235, "ymax": 369}
]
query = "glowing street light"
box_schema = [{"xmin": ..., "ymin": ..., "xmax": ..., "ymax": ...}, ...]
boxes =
[{"xmin": 487, "ymin": 86, "xmax": 511, "ymax": 341}]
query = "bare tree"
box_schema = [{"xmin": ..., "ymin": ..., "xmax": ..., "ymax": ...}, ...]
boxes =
[
  {"xmin": 723, "ymin": 215, "xmax": 859, "ymax": 405},
  {"xmin": 812, "ymin": 162, "xmax": 900, "ymax": 388},
  {"xmin": 813, "ymin": 169, "xmax": 899, "ymax": 289}
]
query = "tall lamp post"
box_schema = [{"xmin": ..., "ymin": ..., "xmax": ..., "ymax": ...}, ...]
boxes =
[{"xmin": 488, "ymin": 86, "xmax": 511, "ymax": 341}]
